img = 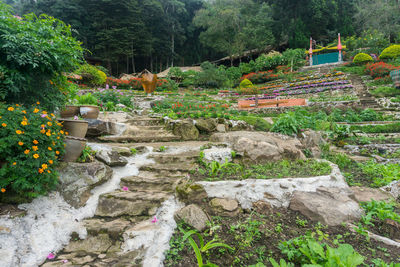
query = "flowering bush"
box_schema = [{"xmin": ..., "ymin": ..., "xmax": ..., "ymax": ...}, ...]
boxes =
[
  {"xmin": 0, "ymin": 102, "xmax": 65, "ymax": 201},
  {"xmin": 353, "ymin": 53, "xmax": 373, "ymax": 64},
  {"xmin": 379, "ymin": 45, "xmax": 400, "ymax": 60},
  {"xmin": 0, "ymin": 3, "xmax": 83, "ymax": 110},
  {"xmin": 365, "ymin": 62, "xmax": 399, "ymax": 79}
]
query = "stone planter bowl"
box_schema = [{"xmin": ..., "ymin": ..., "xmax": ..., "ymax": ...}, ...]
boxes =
[
  {"xmin": 58, "ymin": 119, "xmax": 89, "ymax": 138},
  {"xmin": 60, "ymin": 105, "xmax": 80, "ymax": 119},
  {"xmin": 63, "ymin": 136, "xmax": 87, "ymax": 162},
  {"xmin": 80, "ymin": 105, "xmax": 100, "ymax": 119}
]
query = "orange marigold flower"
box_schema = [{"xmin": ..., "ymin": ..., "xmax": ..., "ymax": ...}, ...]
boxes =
[
  {"xmin": 15, "ymin": 104, "xmax": 20, "ymax": 107},
  {"xmin": 38, "ymin": 168, "xmax": 44, "ymax": 174},
  {"xmin": 46, "ymin": 132, "xmax": 51, "ymax": 137},
  {"xmin": 33, "ymin": 154, "xmax": 39, "ymax": 159},
  {"xmin": 60, "ymin": 130, "xmax": 64, "ymax": 135},
  {"xmin": 41, "ymin": 164, "xmax": 48, "ymax": 170},
  {"xmin": 18, "ymin": 141, "xmax": 24, "ymax": 146},
  {"xmin": 33, "ymin": 140, "xmax": 38, "ymax": 144},
  {"xmin": 24, "ymin": 149, "xmax": 30, "ymax": 154},
  {"xmin": 51, "ymin": 113, "xmax": 55, "ymax": 117},
  {"xmin": 42, "ymin": 111, "xmax": 47, "ymax": 114},
  {"xmin": 47, "ymin": 122, "xmax": 52, "ymax": 126},
  {"xmin": 40, "ymin": 129, "xmax": 46, "ymax": 134},
  {"xmin": 22, "ymin": 110, "xmax": 26, "ymax": 114},
  {"xmin": 47, "ymin": 170, "xmax": 51, "ymax": 174},
  {"xmin": 21, "ymin": 121, "xmax": 28, "ymax": 126},
  {"xmin": 36, "ymin": 101, "xmax": 40, "ymax": 105},
  {"xmin": 13, "ymin": 162, "xmax": 16, "ymax": 165},
  {"xmin": 32, "ymin": 146, "xmax": 38, "ymax": 151},
  {"xmin": 49, "ymin": 160, "xmax": 53, "ymax": 164},
  {"xmin": 41, "ymin": 124, "xmax": 45, "ymax": 128},
  {"xmin": 56, "ymin": 151, "xmax": 60, "ymax": 155},
  {"xmin": 65, "ymin": 132, "xmax": 69, "ymax": 135},
  {"xmin": 57, "ymin": 137, "xmax": 60, "ymax": 139},
  {"xmin": 1, "ymin": 188, "xmax": 5, "ymax": 193},
  {"xmin": 7, "ymin": 107, "xmax": 14, "ymax": 111},
  {"xmin": 2, "ymin": 123, "xmax": 6, "ymax": 127},
  {"xmin": 48, "ymin": 147, "xmax": 52, "ymax": 151},
  {"xmin": 33, "ymin": 108, "xmax": 39, "ymax": 113},
  {"xmin": 16, "ymin": 130, "xmax": 22, "ymax": 135}
]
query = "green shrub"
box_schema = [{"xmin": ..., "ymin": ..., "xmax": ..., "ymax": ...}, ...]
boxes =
[
  {"xmin": 353, "ymin": 53, "xmax": 373, "ymax": 64},
  {"xmin": 0, "ymin": 3, "xmax": 84, "ymax": 111},
  {"xmin": 95, "ymin": 65, "xmax": 110, "ymax": 76},
  {"xmin": 239, "ymin": 79, "xmax": 253, "ymax": 89},
  {"xmin": 238, "ymin": 116, "xmax": 272, "ymax": 131},
  {"xmin": 379, "ymin": 44, "xmax": 400, "ymax": 59},
  {"xmin": 75, "ymin": 93, "xmax": 98, "ymax": 106},
  {"xmin": 0, "ymin": 103, "xmax": 66, "ymax": 202},
  {"xmin": 75, "ymin": 64, "xmax": 107, "ymax": 87}
]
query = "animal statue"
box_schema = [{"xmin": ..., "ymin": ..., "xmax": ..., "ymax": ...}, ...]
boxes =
[{"xmin": 138, "ymin": 69, "xmax": 158, "ymax": 95}]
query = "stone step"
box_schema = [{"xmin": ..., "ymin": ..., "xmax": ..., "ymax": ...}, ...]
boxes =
[
  {"xmin": 95, "ymin": 190, "xmax": 170, "ymax": 218},
  {"xmin": 98, "ymin": 134, "xmax": 181, "ymax": 143},
  {"xmin": 139, "ymin": 162, "xmax": 197, "ymax": 173},
  {"xmin": 149, "ymin": 150, "xmax": 199, "ymax": 164},
  {"xmin": 120, "ymin": 172, "xmax": 182, "ymax": 192},
  {"xmin": 126, "ymin": 118, "xmax": 162, "ymax": 126}
]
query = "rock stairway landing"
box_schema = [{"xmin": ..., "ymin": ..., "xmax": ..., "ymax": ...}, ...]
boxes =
[
  {"xmin": 99, "ymin": 116, "xmax": 181, "ymax": 143},
  {"xmin": 350, "ymin": 74, "xmax": 380, "ymax": 108},
  {"xmin": 41, "ymin": 143, "xmax": 202, "ymax": 267}
]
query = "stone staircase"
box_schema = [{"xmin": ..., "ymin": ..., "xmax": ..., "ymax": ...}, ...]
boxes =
[
  {"xmin": 41, "ymin": 144, "xmax": 201, "ymax": 267},
  {"xmin": 350, "ymin": 74, "xmax": 380, "ymax": 109},
  {"xmin": 99, "ymin": 116, "xmax": 181, "ymax": 143}
]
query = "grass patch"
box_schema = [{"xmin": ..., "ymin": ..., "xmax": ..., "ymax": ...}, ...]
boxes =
[
  {"xmin": 334, "ymin": 65, "xmax": 365, "ymax": 76},
  {"xmin": 194, "ymin": 159, "xmax": 332, "ymax": 181},
  {"xmin": 370, "ymin": 86, "xmax": 400, "ymax": 97},
  {"xmin": 349, "ymin": 122, "xmax": 400, "ymax": 133}
]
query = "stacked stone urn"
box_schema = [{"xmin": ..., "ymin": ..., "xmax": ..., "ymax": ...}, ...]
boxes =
[{"xmin": 59, "ymin": 105, "xmax": 99, "ymax": 162}]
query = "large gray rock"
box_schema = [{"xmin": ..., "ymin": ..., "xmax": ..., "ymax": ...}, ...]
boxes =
[
  {"xmin": 210, "ymin": 131, "xmax": 305, "ymax": 163},
  {"xmin": 173, "ymin": 120, "xmax": 199, "ymax": 140},
  {"xmin": 381, "ymin": 180, "xmax": 400, "ymax": 200},
  {"xmin": 289, "ymin": 187, "xmax": 363, "ymax": 226},
  {"xmin": 195, "ymin": 118, "xmax": 217, "ymax": 133},
  {"xmin": 209, "ymin": 198, "xmax": 238, "ymax": 212},
  {"xmin": 96, "ymin": 150, "xmax": 128, "ymax": 167},
  {"xmin": 300, "ymin": 130, "xmax": 326, "ymax": 158},
  {"xmin": 86, "ymin": 119, "xmax": 124, "ymax": 137},
  {"xmin": 63, "ymin": 234, "xmax": 113, "ymax": 254},
  {"xmin": 58, "ymin": 161, "xmax": 113, "ymax": 208},
  {"xmin": 95, "ymin": 191, "xmax": 169, "ymax": 217},
  {"xmin": 351, "ymin": 186, "xmax": 393, "ymax": 203},
  {"xmin": 174, "ymin": 204, "xmax": 210, "ymax": 232}
]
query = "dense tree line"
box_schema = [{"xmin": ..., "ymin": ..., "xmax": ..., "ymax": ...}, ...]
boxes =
[{"xmin": 2, "ymin": 0, "xmax": 400, "ymax": 75}]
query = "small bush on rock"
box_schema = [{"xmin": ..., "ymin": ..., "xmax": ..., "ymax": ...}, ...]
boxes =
[
  {"xmin": 75, "ymin": 64, "xmax": 107, "ymax": 87},
  {"xmin": 0, "ymin": 102, "xmax": 66, "ymax": 202},
  {"xmin": 379, "ymin": 44, "xmax": 400, "ymax": 59},
  {"xmin": 353, "ymin": 53, "xmax": 373, "ymax": 64}
]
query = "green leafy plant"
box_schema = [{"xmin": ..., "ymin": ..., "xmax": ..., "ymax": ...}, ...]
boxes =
[
  {"xmin": 239, "ymin": 79, "xmax": 254, "ymax": 89},
  {"xmin": 0, "ymin": 103, "xmax": 66, "ymax": 202},
  {"xmin": 75, "ymin": 93, "xmax": 99, "ymax": 106},
  {"xmin": 179, "ymin": 227, "xmax": 233, "ymax": 267},
  {"xmin": 271, "ymin": 112, "xmax": 302, "ymax": 135},
  {"xmin": 77, "ymin": 145, "xmax": 96, "ymax": 163},
  {"xmin": 130, "ymin": 148, "xmax": 137, "ymax": 155},
  {"xmin": 158, "ymin": 146, "xmax": 167, "ymax": 152},
  {"xmin": 269, "ymin": 258, "xmax": 294, "ymax": 267},
  {"xmin": 0, "ymin": 3, "xmax": 84, "ymax": 110}
]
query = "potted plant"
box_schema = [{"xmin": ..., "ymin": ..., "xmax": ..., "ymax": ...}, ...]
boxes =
[
  {"xmin": 60, "ymin": 80, "xmax": 80, "ymax": 118},
  {"xmin": 58, "ymin": 116, "xmax": 88, "ymax": 138},
  {"xmin": 75, "ymin": 93, "xmax": 100, "ymax": 119}
]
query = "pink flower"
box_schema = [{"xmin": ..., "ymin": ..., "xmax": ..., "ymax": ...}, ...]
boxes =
[
  {"xmin": 41, "ymin": 114, "xmax": 47, "ymax": 118},
  {"xmin": 62, "ymin": 260, "xmax": 68, "ymax": 263},
  {"xmin": 74, "ymin": 116, "xmax": 78, "ymax": 120},
  {"xmin": 47, "ymin": 253, "xmax": 55, "ymax": 260},
  {"xmin": 122, "ymin": 186, "xmax": 129, "ymax": 191},
  {"xmin": 106, "ymin": 84, "xmax": 109, "ymax": 90},
  {"xmin": 151, "ymin": 216, "xmax": 158, "ymax": 223}
]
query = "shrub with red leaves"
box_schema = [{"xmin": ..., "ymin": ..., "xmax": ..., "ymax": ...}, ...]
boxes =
[
  {"xmin": 241, "ymin": 71, "xmax": 279, "ymax": 84},
  {"xmin": 365, "ymin": 62, "xmax": 399, "ymax": 79}
]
